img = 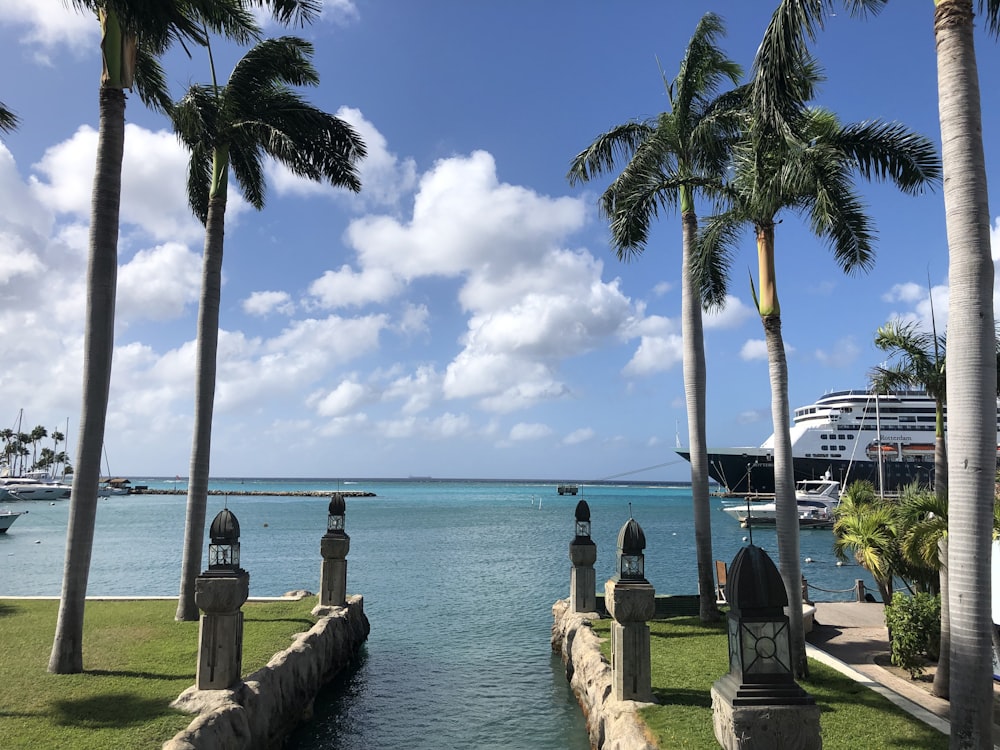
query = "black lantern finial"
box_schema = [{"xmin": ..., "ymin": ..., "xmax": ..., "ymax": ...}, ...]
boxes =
[
  {"xmin": 327, "ymin": 492, "xmax": 347, "ymax": 535},
  {"xmin": 207, "ymin": 507, "xmax": 242, "ymax": 572},
  {"xmin": 615, "ymin": 516, "xmax": 647, "ymax": 583}
]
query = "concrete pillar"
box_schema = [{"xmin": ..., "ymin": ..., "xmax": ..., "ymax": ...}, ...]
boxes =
[
  {"xmin": 605, "ymin": 578, "xmax": 655, "ymax": 702},
  {"xmin": 195, "ymin": 571, "xmax": 250, "ymax": 689},
  {"xmin": 320, "ymin": 534, "xmax": 351, "ymax": 607},
  {"xmin": 569, "ymin": 541, "xmax": 597, "ymax": 613}
]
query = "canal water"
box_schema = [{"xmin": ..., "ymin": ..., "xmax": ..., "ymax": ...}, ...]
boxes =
[{"xmin": 0, "ymin": 478, "xmax": 872, "ymax": 749}]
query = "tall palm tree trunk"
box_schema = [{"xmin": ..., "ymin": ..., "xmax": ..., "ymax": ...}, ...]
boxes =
[
  {"xmin": 934, "ymin": 400, "xmax": 947, "ymax": 503},
  {"xmin": 933, "ymin": 536, "xmax": 950, "ymax": 698},
  {"xmin": 763, "ymin": 313, "xmax": 807, "ymax": 677},
  {"xmin": 936, "ymin": 2, "xmax": 995, "ymax": 747},
  {"xmin": 48, "ymin": 86, "xmax": 125, "ymax": 673},
  {"xmin": 681, "ymin": 209, "xmax": 717, "ymax": 622},
  {"xmin": 176, "ymin": 193, "xmax": 226, "ymax": 621}
]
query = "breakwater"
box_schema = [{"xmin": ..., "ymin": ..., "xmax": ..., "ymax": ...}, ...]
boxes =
[{"xmin": 131, "ymin": 489, "xmax": 375, "ymax": 497}]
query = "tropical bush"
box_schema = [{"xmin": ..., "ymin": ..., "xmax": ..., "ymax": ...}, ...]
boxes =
[{"xmin": 884, "ymin": 591, "xmax": 941, "ymax": 678}]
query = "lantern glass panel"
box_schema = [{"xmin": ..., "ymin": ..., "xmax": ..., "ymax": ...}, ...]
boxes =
[
  {"xmin": 209, "ymin": 542, "xmax": 240, "ymax": 569},
  {"xmin": 738, "ymin": 620, "xmax": 791, "ymax": 675},
  {"xmin": 328, "ymin": 514, "xmax": 345, "ymax": 533},
  {"xmin": 575, "ymin": 520, "xmax": 591, "ymax": 537},
  {"xmin": 620, "ymin": 553, "xmax": 643, "ymax": 578}
]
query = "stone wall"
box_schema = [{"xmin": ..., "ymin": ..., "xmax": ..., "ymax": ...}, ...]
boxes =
[
  {"xmin": 551, "ymin": 599, "xmax": 657, "ymax": 750},
  {"xmin": 164, "ymin": 594, "xmax": 370, "ymax": 750}
]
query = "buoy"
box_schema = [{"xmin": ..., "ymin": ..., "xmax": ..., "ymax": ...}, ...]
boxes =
[
  {"xmin": 263, "ymin": 523, "xmax": 269, "ymax": 527},
  {"xmin": 34, "ymin": 540, "xmax": 41, "ymax": 544},
  {"xmin": 804, "ymin": 557, "xmax": 813, "ymax": 563},
  {"xmin": 836, "ymin": 561, "xmax": 843, "ymax": 567},
  {"xmin": 742, "ymin": 536, "xmax": 748, "ymax": 542}
]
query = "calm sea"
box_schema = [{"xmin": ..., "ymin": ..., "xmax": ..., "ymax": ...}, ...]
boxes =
[{"xmin": 0, "ymin": 478, "xmax": 874, "ymax": 750}]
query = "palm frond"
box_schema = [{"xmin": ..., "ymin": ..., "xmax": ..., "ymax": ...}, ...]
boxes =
[
  {"xmin": 831, "ymin": 120, "xmax": 941, "ymax": 194},
  {"xmin": 0, "ymin": 101, "xmax": 19, "ymax": 133},
  {"xmin": 567, "ymin": 121, "xmax": 655, "ymax": 185}
]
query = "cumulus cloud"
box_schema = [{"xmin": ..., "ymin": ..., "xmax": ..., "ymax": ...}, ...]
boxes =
[
  {"xmin": 704, "ymin": 295, "xmax": 755, "ymax": 329},
  {"xmin": 117, "ymin": 242, "xmax": 202, "ymax": 322},
  {"xmin": 308, "ymin": 264, "xmax": 402, "ymax": 308},
  {"xmin": 740, "ymin": 339, "xmax": 768, "ymax": 361},
  {"xmin": 509, "ymin": 422, "xmax": 553, "ymax": 441},
  {"xmin": 564, "ymin": 428, "xmax": 595, "ymax": 445},
  {"xmin": 310, "ymin": 379, "xmax": 372, "ymax": 417},
  {"xmin": 0, "ymin": 0, "xmax": 95, "ymax": 56},
  {"xmin": 243, "ymin": 291, "xmax": 295, "ymax": 317}
]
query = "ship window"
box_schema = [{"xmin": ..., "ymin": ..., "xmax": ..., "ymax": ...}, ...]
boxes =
[
  {"xmin": 838, "ymin": 434, "xmax": 845, "ymax": 440},
  {"xmin": 848, "ymin": 435, "xmax": 854, "ymax": 440},
  {"xmin": 821, "ymin": 445, "xmax": 828, "ymax": 451},
  {"xmin": 820, "ymin": 434, "xmax": 827, "ymax": 439},
  {"xmin": 899, "ymin": 416, "xmax": 915, "ymax": 423}
]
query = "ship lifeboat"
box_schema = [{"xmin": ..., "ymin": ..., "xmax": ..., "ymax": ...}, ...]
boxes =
[
  {"xmin": 900, "ymin": 443, "xmax": 936, "ymax": 457},
  {"xmin": 865, "ymin": 441, "xmax": 899, "ymax": 460}
]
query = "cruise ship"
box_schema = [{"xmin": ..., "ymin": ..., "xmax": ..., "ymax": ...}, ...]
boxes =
[{"xmin": 676, "ymin": 389, "xmax": 1000, "ymax": 495}]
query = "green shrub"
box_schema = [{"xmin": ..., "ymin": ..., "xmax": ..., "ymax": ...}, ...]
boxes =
[{"xmin": 884, "ymin": 591, "xmax": 941, "ymax": 678}]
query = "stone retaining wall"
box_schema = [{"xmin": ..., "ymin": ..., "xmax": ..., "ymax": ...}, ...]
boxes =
[
  {"xmin": 551, "ymin": 599, "xmax": 656, "ymax": 750},
  {"xmin": 164, "ymin": 594, "xmax": 370, "ymax": 750}
]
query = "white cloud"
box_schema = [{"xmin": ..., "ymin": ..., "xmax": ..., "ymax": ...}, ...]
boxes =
[
  {"xmin": 509, "ymin": 422, "xmax": 553, "ymax": 441},
  {"xmin": 383, "ymin": 365, "xmax": 441, "ymax": 415},
  {"xmin": 0, "ymin": 0, "xmax": 95, "ymax": 55},
  {"xmin": 740, "ymin": 339, "xmax": 768, "ymax": 361},
  {"xmin": 308, "ymin": 264, "xmax": 402, "ymax": 308},
  {"xmin": 117, "ymin": 242, "xmax": 202, "ymax": 322},
  {"xmin": 564, "ymin": 428, "xmax": 595, "ymax": 445},
  {"xmin": 243, "ymin": 291, "xmax": 295, "ymax": 317},
  {"xmin": 311, "ymin": 379, "xmax": 372, "ymax": 417},
  {"xmin": 704, "ymin": 295, "xmax": 755, "ymax": 329},
  {"xmin": 623, "ymin": 334, "xmax": 684, "ymax": 376},
  {"xmin": 29, "ymin": 124, "xmax": 233, "ymax": 246}
]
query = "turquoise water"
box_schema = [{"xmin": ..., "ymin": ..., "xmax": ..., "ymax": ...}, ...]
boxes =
[{"xmin": 0, "ymin": 478, "xmax": 873, "ymax": 749}]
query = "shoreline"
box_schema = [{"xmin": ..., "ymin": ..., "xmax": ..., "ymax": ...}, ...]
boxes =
[{"xmin": 129, "ymin": 489, "xmax": 376, "ymax": 498}]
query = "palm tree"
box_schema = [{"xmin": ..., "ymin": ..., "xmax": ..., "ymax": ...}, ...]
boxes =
[
  {"xmin": 171, "ymin": 36, "xmax": 365, "ymax": 621},
  {"xmin": 832, "ymin": 480, "xmax": 899, "ymax": 604},
  {"xmin": 700, "ymin": 30, "xmax": 940, "ymax": 676},
  {"xmin": 47, "ymin": 0, "xmax": 305, "ymax": 676},
  {"xmin": 753, "ymin": 1, "xmax": 998, "ymax": 741},
  {"xmin": 0, "ymin": 101, "xmax": 18, "ymax": 132},
  {"xmin": 870, "ymin": 320, "xmax": 947, "ymax": 499},
  {"xmin": 566, "ymin": 13, "xmax": 741, "ymax": 623}
]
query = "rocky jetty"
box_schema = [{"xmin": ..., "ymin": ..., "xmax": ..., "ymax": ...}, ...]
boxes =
[
  {"xmin": 551, "ymin": 598, "xmax": 657, "ymax": 750},
  {"xmin": 165, "ymin": 593, "xmax": 370, "ymax": 750}
]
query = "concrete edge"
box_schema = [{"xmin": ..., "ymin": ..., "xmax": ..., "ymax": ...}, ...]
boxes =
[
  {"xmin": 551, "ymin": 598, "xmax": 657, "ymax": 750},
  {"xmin": 805, "ymin": 643, "xmax": 949, "ymax": 735},
  {"xmin": 164, "ymin": 594, "xmax": 370, "ymax": 750}
]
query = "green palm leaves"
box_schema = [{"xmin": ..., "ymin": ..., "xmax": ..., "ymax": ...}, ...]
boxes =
[
  {"xmin": 0, "ymin": 101, "xmax": 18, "ymax": 133},
  {"xmin": 172, "ymin": 36, "xmax": 365, "ymax": 223}
]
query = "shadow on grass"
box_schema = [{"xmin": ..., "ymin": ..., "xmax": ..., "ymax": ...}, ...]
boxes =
[
  {"xmin": 86, "ymin": 668, "xmax": 194, "ymax": 680},
  {"xmin": 244, "ymin": 617, "xmax": 315, "ymax": 628},
  {"xmin": 651, "ymin": 686, "xmax": 713, "ymax": 708},
  {"xmin": 50, "ymin": 692, "xmax": 177, "ymax": 727}
]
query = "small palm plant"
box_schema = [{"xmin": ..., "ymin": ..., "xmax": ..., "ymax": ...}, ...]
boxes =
[{"xmin": 832, "ymin": 481, "xmax": 900, "ymax": 605}]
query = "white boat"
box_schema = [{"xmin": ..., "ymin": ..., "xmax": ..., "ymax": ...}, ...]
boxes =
[
  {"xmin": 2, "ymin": 470, "xmax": 71, "ymax": 501},
  {"xmin": 0, "ymin": 509, "xmax": 23, "ymax": 532},
  {"xmin": 722, "ymin": 478, "xmax": 841, "ymax": 530},
  {"xmin": 678, "ymin": 389, "xmax": 1000, "ymax": 494}
]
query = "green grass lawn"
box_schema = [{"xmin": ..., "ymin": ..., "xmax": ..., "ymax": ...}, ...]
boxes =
[
  {"xmin": 0, "ymin": 598, "xmax": 318, "ymax": 750},
  {"xmin": 591, "ymin": 617, "xmax": 948, "ymax": 750}
]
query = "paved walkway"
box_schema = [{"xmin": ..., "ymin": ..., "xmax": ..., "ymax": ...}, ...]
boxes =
[{"xmin": 807, "ymin": 601, "xmax": 1000, "ymax": 745}]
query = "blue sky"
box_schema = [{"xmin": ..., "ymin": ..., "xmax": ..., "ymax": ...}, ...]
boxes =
[{"xmin": 0, "ymin": 1, "xmax": 997, "ymax": 481}]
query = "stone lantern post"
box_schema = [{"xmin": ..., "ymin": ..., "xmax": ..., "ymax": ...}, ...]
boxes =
[
  {"xmin": 569, "ymin": 499, "xmax": 597, "ymax": 613},
  {"xmin": 320, "ymin": 492, "xmax": 350, "ymax": 607},
  {"xmin": 604, "ymin": 516, "xmax": 655, "ymax": 702},
  {"xmin": 195, "ymin": 508, "xmax": 250, "ymax": 690},
  {"xmin": 711, "ymin": 544, "xmax": 820, "ymax": 749}
]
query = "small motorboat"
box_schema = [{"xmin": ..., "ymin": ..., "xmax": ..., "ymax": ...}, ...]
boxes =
[{"xmin": 0, "ymin": 509, "xmax": 25, "ymax": 533}]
